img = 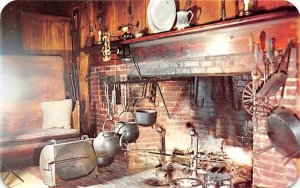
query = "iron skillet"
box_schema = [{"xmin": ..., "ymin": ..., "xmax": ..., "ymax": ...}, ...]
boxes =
[{"xmin": 267, "ymin": 107, "xmax": 300, "ymax": 158}]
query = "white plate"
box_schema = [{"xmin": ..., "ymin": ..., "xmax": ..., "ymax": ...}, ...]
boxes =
[{"xmin": 147, "ymin": 0, "xmax": 176, "ymax": 33}]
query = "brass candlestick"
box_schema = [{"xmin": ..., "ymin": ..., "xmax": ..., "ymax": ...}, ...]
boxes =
[
  {"xmin": 102, "ymin": 32, "xmax": 111, "ymax": 61},
  {"xmin": 221, "ymin": 0, "xmax": 226, "ymax": 21},
  {"xmin": 239, "ymin": 0, "xmax": 253, "ymax": 16}
]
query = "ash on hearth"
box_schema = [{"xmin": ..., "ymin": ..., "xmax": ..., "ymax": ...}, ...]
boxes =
[{"xmin": 143, "ymin": 177, "xmax": 169, "ymax": 186}]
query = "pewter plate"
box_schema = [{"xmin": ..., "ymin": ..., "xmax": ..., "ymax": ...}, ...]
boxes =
[{"xmin": 147, "ymin": 0, "xmax": 176, "ymax": 33}]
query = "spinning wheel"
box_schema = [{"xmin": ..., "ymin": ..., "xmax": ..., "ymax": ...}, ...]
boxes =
[{"xmin": 242, "ymin": 81, "xmax": 275, "ymax": 116}]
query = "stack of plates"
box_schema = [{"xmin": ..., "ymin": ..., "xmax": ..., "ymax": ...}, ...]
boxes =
[{"xmin": 147, "ymin": 0, "xmax": 176, "ymax": 33}]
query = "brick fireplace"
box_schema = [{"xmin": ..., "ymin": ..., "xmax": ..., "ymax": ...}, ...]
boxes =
[{"xmin": 88, "ymin": 11, "xmax": 299, "ymax": 187}]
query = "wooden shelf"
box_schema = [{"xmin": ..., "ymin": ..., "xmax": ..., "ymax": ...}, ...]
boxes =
[
  {"xmin": 81, "ymin": 8, "xmax": 298, "ymax": 56},
  {"xmin": 120, "ymin": 8, "xmax": 298, "ymax": 46}
]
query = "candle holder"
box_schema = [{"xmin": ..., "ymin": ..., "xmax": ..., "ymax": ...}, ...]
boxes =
[
  {"xmin": 239, "ymin": 0, "xmax": 253, "ymax": 16},
  {"xmin": 102, "ymin": 32, "xmax": 111, "ymax": 61},
  {"xmin": 97, "ymin": 30, "xmax": 102, "ymax": 45},
  {"xmin": 221, "ymin": 0, "xmax": 226, "ymax": 21}
]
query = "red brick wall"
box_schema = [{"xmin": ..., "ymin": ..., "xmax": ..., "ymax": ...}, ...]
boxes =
[
  {"xmin": 252, "ymin": 49, "xmax": 299, "ymax": 187},
  {"xmin": 253, "ymin": 50, "xmax": 299, "ymax": 188},
  {"xmin": 253, "ymin": 132, "xmax": 297, "ymax": 187},
  {"xmin": 88, "ymin": 46, "xmax": 299, "ymax": 186},
  {"xmin": 88, "ymin": 55, "xmax": 253, "ymax": 169},
  {"xmin": 88, "ymin": 62, "xmax": 162, "ymax": 168}
]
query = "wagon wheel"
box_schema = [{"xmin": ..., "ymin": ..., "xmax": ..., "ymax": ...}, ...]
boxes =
[{"xmin": 242, "ymin": 81, "xmax": 275, "ymax": 116}]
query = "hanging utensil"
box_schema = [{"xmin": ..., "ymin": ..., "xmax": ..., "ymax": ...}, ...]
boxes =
[
  {"xmin": 149, "ymin": 82, "xmax": 157, "ymax": 104},
  {"xmin": 266, "ymin": 107, "xmax": 300, "ymax": 158},
  {"xmin": 157, "ymin": 83, "xmax": 171, "ymax": 118},
  {"xmin": 132, "ymin": 57, "xmax": 142, "ymax": 79},
  {"xmin": 124, "ymin": 83, "xmax": 129, "ymax": 111},
  {"xmin": 142, "ymin": 82, "xmax": 148, "ymax": 98},
  {"xmin": 256, "ymin": 39, "xmax": 294, "ymax": 98},
  {"xmin": 194, "ymin": 76, "xmax": 199, "ymax": 106},
  {"xmin": 111, "ymin": 84, "xmax": 116, "ymax": 114},
  {"xmin": 191, "ymin": 76, "xmax": 204, "ymax": 107},
  {"xmin": 268, "ymin": 38, "xmax": 276, "ymax": 74},
  {"xmin": 259, "ymin": 31, "xmax": 266, "ymax": 52},
  {"xmin": 259, "ymin": 31, "xmax": 270, "ymax": 82},
  {"xmin": 115, "ymin": 83, "xmax": 122, "ymax": 105},
  {"xmin": 93, "ymin": 120, "xmax": 126, "ymax": 167},
  {"xmin": 228, "ymin": 76, "xmax": 240, "ymax": 110},
  {"xmin": 104, "ymin": 83, "xmax": 112, "ymax": 118},
  {"xmin": 134, "ymin": 98, "xmax": 158, "ymax": 127},
  {"xmin": 241, "ymin": 41, "xmax": 273, "ymax": 116},
  {"xmin": 210, "ymin": 77, "xmax": 216, "ymax": 100},
  {"xmin": 114, "ymin": 111, "xmax": 139, "ymax": 143}
]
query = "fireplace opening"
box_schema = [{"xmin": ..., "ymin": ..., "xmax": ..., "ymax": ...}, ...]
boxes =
[{"xmin": 89, "ymin": 68, "xmax": 254, "ymax": 187}]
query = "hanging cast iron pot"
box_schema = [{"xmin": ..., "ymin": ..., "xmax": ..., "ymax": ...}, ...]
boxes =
[
  {"xmin": 114, "ymin": 111, "xmax": 139, "ymax": 143},
  {"xmin": 134, "ymin": 98, "xmax": 158, "ymax": 127},
  {"xmin": 93, "ymin": 120, "xmax": 126, "ymax": 166},
  {"xmin": 96, "ymin": 156, "xmax": 115, "ymax": 168}
]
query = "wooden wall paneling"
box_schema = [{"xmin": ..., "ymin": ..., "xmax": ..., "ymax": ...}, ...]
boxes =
[
  {"xmin": 97, "ymin": 0, "xmax": 148, "ymax": 38},
  {"xmin": 93, "ymin": 1, "xmax": 103, "ymax": 43},
  {"xmin": 182, "ymin": 0, "xmax": 239, "ymax": 24},
  {"xmin": 79, "ymin": 2, "xmax": 89, "ymax": 48},
  {"xmin": 126, "ymin": 0, "xmax": 147, "ymax": 35},
  {"xmin": 113, "ymin": 0, "xmax": 128, "ymax": 37},
  {"xmin": 79, "ymin": 1, "xmax": 103, "ymax": 47},
  {"xmin": 1, "ymin": 2, "xmax": 23, "ymax": 54},
  {"xmin": 182, "ymin": 0, "xmax": 205, "ymax": 25},
  {"xmin": 256, "ymin": 0, "xmax": 292, "ymax": 11},
  {"xmin": 176, "ymin": 0, "xmax": 197, "ymax": 11},
  {"xmin": 114, "ymin": 0, "xmax": 143, "ymax": 36},
  {"xmin": 103, "ymin": 1, "xmax": 116, "ymax": 34},
  {"xmin": 83, "ymin": 1, "xmax": 294, "ymax": 38},
  {"xmin": 78, "ymin": 51, "xmax": 91, "ymax": 135},
  {"xmin": 21, "ymin": 12, "xmax": 71, "ymax": 52},
  {"xmin": 225, "ymin": 0, "xmax": 239, "ymax": 20},
  {"xmin": 195, "ymin": 0, "xmax": 222, "ymax": 25},
  {"xmin": 78, "ymin": 2, "xmax": 97, "ymax": 136},
  {"xmin": 91, "ymin": 1, "xmax": 100, "ymax": 43},
  {"xmin": 20, "ymin": 12, "xmax": 72, "ymax": 99}
]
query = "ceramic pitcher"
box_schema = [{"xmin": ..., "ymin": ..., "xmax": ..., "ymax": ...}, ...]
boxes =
[{"xmin": 175, "ymin": 10, "xmax": 193, "ymax": 30}]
